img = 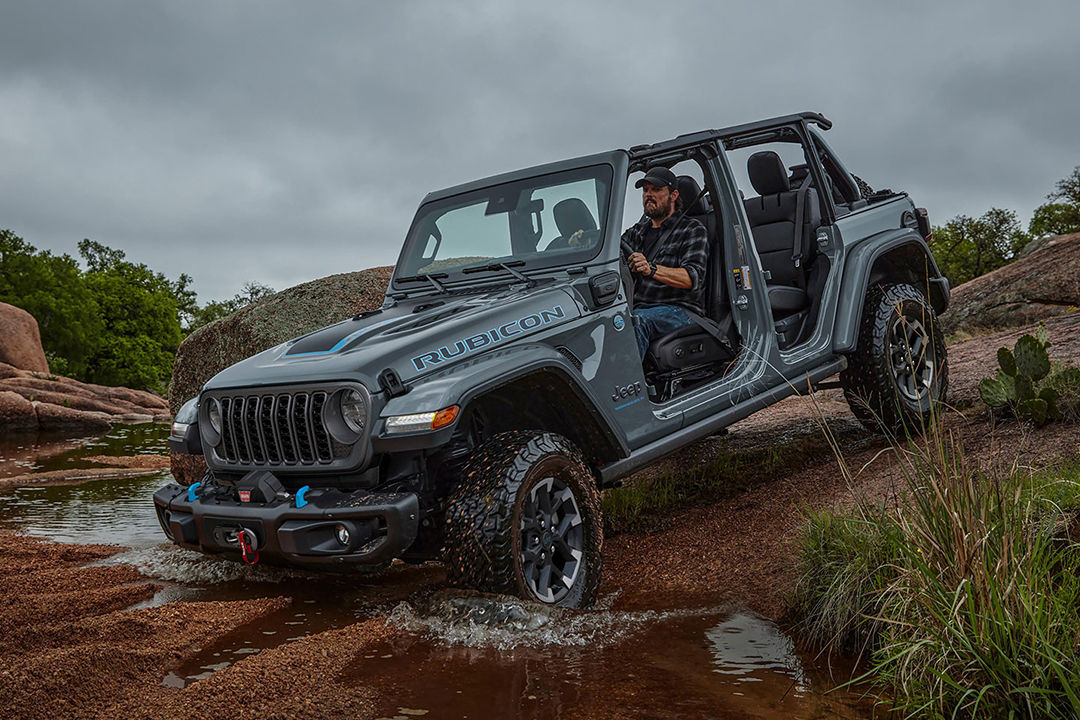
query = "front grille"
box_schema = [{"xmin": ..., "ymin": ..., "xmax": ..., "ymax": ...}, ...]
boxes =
[{"xmin": 217, "ymin": 392, "xmax": 339, "ymax": 466}]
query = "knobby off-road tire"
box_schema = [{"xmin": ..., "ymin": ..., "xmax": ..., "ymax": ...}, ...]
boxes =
[
  {"xmin": 444, "ymin": 431, "xmax": 603, "ymax": 608},
  {"xmin": 841, "ymin": 282, "xmax": 948, "ymax": 434}
]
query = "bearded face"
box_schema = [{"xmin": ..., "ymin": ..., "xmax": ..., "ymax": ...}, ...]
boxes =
[{"xmin": 642, "ymin": 183, "xmax": 677, "ymax": 220}]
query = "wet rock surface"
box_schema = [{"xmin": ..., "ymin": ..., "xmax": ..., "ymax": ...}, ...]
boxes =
[
  {"xmin": 168, "ymin": 266, "xmax": 393, "ymax": 413},
  {"xmin": 0, "ymin": 362, "xmax": 170, "ymax": 434},
  {"xmin": 0, "ymin": 301, "xmax": 49, "ymax": 373},
  {"xmin": 941, "ymin": 231, "xmax": 1080, "ymax": 337}
]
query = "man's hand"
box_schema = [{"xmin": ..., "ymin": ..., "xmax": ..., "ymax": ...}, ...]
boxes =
[
  {"xmin": 627, "ymin": 251, "xmax": 693, "ymax": 289},
  {"xmin": 627, "ymin": 251, "xmax": 651, "ymax": 276}
]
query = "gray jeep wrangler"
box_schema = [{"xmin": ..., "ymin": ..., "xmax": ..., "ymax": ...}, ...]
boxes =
[{"xmin": 156, "ymin": 112, "xmax": 949, "ymax": 608}]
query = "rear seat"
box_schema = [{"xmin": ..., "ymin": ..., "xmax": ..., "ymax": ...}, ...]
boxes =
[{"xmin": 742, "ymin": 151, "xmax": 821, "ymax": 318}]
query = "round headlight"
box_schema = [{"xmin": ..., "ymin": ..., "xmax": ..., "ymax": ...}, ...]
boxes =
[
  {"xmin": 208, "ymin": 398, "xmax": 222, "ymax": 434},
  {"xmin": 340, "ymin": 389, "xmax": 367, "ymax": 434}
]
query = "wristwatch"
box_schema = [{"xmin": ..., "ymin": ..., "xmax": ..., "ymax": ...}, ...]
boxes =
[{"xmin": 648, "ymin": 262, "xmax": 658, "ymax": 278}]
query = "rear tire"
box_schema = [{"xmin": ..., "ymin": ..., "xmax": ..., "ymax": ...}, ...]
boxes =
[
  {"xmin": 841, "ymin": 283, "xmax": 948, "ymax": 433},
  {"xmin": 444, "ymin": 431, "xmax": 603, "ymax": 608}
]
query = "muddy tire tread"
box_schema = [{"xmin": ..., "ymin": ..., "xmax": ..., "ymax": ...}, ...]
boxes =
[
  {"xmin": 443, "ymin": 431, "xmax": 603, "ymax": 608},
  {"xmin": 841, "ymin": 282, "xmax": 948, "ymax": 433}
]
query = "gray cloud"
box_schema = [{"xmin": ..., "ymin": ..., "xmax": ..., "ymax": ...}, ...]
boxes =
[{"xmin": 1, "ymin": 0, "xmax": 1078, "ymax": 300}]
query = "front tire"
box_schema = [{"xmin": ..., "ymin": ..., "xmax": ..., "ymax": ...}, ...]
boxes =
[
  {"xmin": 444, "ymin": 431, "xmax": 603, "ymax": 608},
  {"xmin": 841, "ymin": 283, "xmax": 948, "ymax": 433}
]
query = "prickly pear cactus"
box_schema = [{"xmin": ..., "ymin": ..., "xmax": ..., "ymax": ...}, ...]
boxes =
[
  {"xmin": 978, "ymin": 372, "xmax": 1014, "ymax": 407},
  {"xmin": 979, "ymin": 324, "xmax": 1065, "ymax": 427},
  {"xmin": 997, "ymin": 347, "xmax": 1017, "ymax": 377},
  {"xmin": 1014, "ymin": 335, "xmax": 1051, "ymax": 382}
]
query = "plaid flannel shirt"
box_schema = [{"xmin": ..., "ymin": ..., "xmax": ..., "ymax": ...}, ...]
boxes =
[{"xmin": 621, "ymin": 213, "xmax": 709, "ymax": 315}]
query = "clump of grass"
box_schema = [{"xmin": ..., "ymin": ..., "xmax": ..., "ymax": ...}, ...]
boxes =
[{"xmin": 789, "ymin": 422, "xmax": 1080, "ymax": 719}]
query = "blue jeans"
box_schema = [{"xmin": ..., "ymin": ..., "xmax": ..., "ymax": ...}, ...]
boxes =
[{"xmin": 633, "ymin": 304, "xmax": 693, "ymax": 359}]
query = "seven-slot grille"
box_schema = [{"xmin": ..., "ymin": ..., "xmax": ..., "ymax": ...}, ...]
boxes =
[{"xmin": 217, "ymin": 392, "xmax": 342, "ymax": 466}]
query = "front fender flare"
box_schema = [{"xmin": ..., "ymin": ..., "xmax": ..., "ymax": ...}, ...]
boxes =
[{"xmin": 372, "ymin": 343, "xmax": 629, "ymax": 456}]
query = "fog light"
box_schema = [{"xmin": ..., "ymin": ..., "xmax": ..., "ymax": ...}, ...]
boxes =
[{"xmin": 336, "ymin": 524, "xmax": 350, "ymax": 546}]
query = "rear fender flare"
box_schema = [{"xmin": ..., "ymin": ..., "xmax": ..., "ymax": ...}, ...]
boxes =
[{"xmin": 833, "ymin": 230, "xmax": 950, "ymax": 353}]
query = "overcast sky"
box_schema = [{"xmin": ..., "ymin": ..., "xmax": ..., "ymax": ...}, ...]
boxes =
[{"xmin": 2, "ymin": 1, "xmax": 1078, "ymax": 302}]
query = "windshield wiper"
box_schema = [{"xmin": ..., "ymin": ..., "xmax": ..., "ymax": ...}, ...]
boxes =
[
  {"xmin": 396, "ymin": 272, "xmax": 448, "ymax": 293},
  {"xmin": 461, "ymin": 261, "xmax": 531, "ymax": 284}
]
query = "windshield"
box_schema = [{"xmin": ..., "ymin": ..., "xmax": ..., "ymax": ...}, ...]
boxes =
[{"xmin": 395, "ymin": 165, "xmax": 612, "ymax": 284}]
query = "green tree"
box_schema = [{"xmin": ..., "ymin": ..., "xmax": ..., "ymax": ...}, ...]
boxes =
[
  {"xmin": 0, "ymin": 229, "xmax": 103, "ymax": 378},
  {"xmin": 78, "ymin": 239, "xmax": 184, "ymax": 391},
  {"xmin": 929, "ymin": 208, "xmax": 1029, "ymax": 287},
  {"xmin": 1028, "ymin": 166, "xmax": 1080, "ymax": 237}
]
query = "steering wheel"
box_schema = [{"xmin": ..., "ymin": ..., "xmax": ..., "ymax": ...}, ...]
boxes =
[{"xmin": 567, "ymin": 228, "xmax": 602, "ymax": 249}]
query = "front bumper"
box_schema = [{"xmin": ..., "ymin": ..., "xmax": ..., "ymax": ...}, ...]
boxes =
[{"xmin": 153, "ymin": 480, "xmax": 419, "ymax": 568}]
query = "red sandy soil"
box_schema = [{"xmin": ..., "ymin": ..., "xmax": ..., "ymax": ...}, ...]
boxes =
[{"xmin": 2, "ymin": 312, "xmax": 1077, "ymax": 718}]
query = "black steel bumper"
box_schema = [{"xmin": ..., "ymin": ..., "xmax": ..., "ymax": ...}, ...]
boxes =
[{"xmin": 152, "ymin": 481, "xmax": 419, "ymax": 568}]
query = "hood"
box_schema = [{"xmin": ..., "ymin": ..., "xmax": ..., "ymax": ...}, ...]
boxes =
[{"xmin": 203, "ymin": 281, "xmax": 582, "ymax": 393}]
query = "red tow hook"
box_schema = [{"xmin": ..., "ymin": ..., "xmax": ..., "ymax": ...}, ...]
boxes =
[{"xmin": 238, "ymin": 528, "xmax": 260, "ymax": 565}]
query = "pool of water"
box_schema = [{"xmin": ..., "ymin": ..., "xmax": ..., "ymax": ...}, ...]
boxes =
[
  {"xmin": 0, "ymin": 427, "xmax": 878, "ymax": 718},
  {"xmin": 0, "ymin": 424, "xmax": 170, "ymax": 478}
]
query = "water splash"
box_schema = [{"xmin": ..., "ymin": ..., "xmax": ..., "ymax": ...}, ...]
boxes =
[
  {"xmin": 103, "ymin": 544, "xmax": 315, "ymax": 584},
  {"xmin": 387, "ymin": 590, "xmax": 726, "ymax": 650}
]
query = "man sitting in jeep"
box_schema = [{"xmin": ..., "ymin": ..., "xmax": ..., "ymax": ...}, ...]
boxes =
[{"xmin": 623, "ymin": 166, "xmax": 709, "ymax": 358}]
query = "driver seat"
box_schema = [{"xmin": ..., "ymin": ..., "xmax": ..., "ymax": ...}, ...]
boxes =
[{"xmin": 643, "ymin": 176, "xmax": 737, "ymax": 384}]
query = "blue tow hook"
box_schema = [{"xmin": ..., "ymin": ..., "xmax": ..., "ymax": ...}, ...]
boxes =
[
  {"xmin": 187, "ymin": 482, "xmax": 201, "ymax": 503},
  {"xmin": 295, "ymin": 485, "xmax": 310, "ymax": 508}
]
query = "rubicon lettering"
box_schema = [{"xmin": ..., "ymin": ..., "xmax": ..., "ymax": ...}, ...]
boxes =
[{"xmin": 411, "ymin": 305, "xmax": 565, "ymax": 371}]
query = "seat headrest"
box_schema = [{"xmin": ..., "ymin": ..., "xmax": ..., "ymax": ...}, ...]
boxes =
[
  {"xmin": 552, "ymin": 198, "xmax": 597, "ymax": 238},
  {"xmin": 676, "ymin": 175, "xmax": 708, "ymax": 215},
  {"xmin": 747, "ymin": 151, "xmax": 790, "ymax": 196}
]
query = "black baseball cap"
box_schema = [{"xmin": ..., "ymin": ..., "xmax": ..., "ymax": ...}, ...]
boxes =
[{"xmin": 635, "ymin": 166, "xmax": 677, "ymax": 190}]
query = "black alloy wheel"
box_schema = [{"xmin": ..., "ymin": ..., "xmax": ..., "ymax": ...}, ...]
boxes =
[
  {"xmin": 889, "ymin": 313, "xmax": 938, "ymax": 405},
  {"xmin": 519, "ymin": 475, "xmax": 585, "ymax": 604}
]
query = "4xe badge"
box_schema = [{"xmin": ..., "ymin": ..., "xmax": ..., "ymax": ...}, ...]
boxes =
[{"xmin": 612, "ymin": 314, "xmax": 625, "ymax": 331}]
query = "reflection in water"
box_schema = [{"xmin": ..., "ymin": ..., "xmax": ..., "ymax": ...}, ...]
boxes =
[
  {"xmin": 0, "ymin": 424, "xmax": 171, "ymax": 547},
  {"xmin": 0, "ymin": 424, "xmax": 169, "ymax": 478},
  {"xmin": 707, "ymin": 613, "xmax": 808, "ymax": 694},
  {"xmin": 0, "ymin": 472, "xmax": 171, "ymax": 546},
  {"xmin": 346, "ymin": 600, "xmax": 874, "ymax": 720}
]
